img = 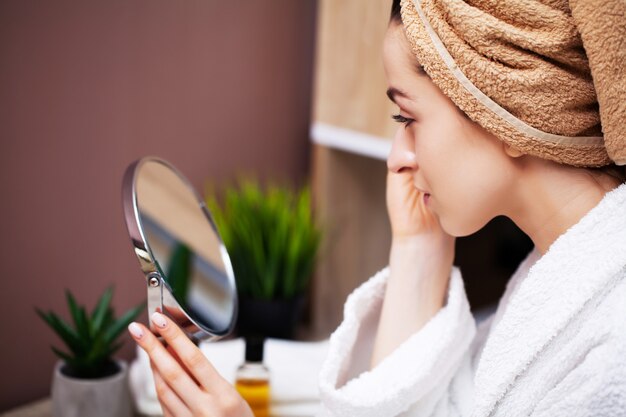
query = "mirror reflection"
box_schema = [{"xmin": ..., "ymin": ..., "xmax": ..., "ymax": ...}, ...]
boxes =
[{"xmin": 124, "ymin": 157, "xmax": 237, "ymax": 341}]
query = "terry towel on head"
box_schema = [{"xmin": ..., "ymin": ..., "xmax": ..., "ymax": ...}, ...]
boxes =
[{"xmin": 317, "ymin": 182, "xmax": 626, "ymax": 417}]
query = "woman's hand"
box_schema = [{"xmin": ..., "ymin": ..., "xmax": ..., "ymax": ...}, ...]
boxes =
[
  {"xmin": 387, "ymin": 170, "xmax": 442, "ymax": 237},
  {"xmin": 370, "ymin": 170, "xmax": 455, "ymax": 368},
  {"xmin": 386, "ymin": 170, "xmax": 455, "ymax": 263},
  {"xmin": 127, "ymin": 312, "xmax": 254, "ymax": 417}
]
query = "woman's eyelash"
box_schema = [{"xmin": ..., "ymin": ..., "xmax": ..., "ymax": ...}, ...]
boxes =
[{"xmin": 391, "ymin": 113, "xmax": 414, "ymax": 127}]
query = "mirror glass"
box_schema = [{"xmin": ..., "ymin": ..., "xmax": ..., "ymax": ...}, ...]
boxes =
[{"xmin": 122, "ymin": 157, "xmax": 237, "ymax": 343}]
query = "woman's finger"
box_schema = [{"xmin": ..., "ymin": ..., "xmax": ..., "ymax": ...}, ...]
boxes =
[
  {"xmin": 127, "ymin": 320, "xmax": 206, "ymax": 412},
  {"xmin": 161, "ymin": 402, "xmax": 174, "ymax": 417},
  {"xmin": 148, "ymin": 311, "xmax": 223, "ymax": 390},
  {"xmin": 150, "ymin": 360, "xmax": 190, "ymax": 417},
  {"xmin": 153, "ymin": 371, "xmax": 177, "ymax": 417}
]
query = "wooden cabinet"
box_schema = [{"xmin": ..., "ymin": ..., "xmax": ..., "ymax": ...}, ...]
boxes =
[
  {"xmin": 312, "ymin": 0, "xmax": 396, "ymax": 138},
  {"xmin": 308, "ymin": 0, "xmax": 396, "ymax": 338}
]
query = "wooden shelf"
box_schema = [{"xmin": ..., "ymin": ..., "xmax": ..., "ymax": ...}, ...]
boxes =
[
  {"xmin": 0, "ymin": 398, "xmax": 145, "ymax": 417},
  {"xmin": 310, "ymin": 122, "xmax": 391, "ymax": 161}
]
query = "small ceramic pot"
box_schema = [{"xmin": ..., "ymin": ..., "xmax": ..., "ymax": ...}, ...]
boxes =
[{"xmin": 51, "ymin": 359, "xmax": 132, "ymax": 417}]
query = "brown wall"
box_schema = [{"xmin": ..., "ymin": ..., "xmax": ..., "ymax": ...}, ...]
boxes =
[{"xmin": 0, "ymin": 0, "xmax": 317, "ymax": 410}]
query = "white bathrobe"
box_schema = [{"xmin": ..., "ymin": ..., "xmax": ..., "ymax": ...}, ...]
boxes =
[{"xmin": 317, "ymin": 182, "xmax": 626, "ymax": 417}]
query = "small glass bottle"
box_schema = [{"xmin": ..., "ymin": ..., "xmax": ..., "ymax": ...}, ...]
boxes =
[{"xmin": 235, "ymin": 337, "xmax": 270, "ymax": 417}]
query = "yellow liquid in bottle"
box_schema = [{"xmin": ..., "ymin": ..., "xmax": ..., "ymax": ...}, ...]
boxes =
[{"xmin": 235, "ymin": 378, "xmax": 270, "ymax": 417}]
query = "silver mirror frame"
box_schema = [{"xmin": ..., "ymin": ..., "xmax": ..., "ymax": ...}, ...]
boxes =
[{"xmin": 122, "ymin": 156, "xmax": 238, "ymax": 343}]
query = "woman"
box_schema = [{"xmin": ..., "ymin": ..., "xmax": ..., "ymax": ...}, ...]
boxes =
[{"xmin": 126, "ymin": 0, "xmax": 626, "ymax": 415}]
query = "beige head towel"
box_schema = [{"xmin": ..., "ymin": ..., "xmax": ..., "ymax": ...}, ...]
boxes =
[{"xmin": 398, "ymin": 0, "xmax": 626, "ymax": 168}]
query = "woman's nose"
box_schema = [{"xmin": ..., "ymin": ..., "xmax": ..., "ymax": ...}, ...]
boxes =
[{"xmin": 387, "ymin": 127, "xmax": 417, "ymax": 173}]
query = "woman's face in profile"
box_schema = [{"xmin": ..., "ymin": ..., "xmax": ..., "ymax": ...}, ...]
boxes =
[{"xmin": 383, "ymin": 22, "xmax": 518, "ymax": 237}]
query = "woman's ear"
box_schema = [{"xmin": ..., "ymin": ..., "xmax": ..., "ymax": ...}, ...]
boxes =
[{"xmin": 503, "ymin": 142, "xmax": 524, "ymax": 158}]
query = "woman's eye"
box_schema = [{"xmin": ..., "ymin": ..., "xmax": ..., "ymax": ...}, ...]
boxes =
[{"xmin": 391, "ymin": 113, "xmax": 414, "ymax": 128}]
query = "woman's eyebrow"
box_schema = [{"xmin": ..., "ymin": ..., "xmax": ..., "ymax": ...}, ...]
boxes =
[{"xmin": 386, "ymin": 87, "xmax": 414, "ymax": 104}]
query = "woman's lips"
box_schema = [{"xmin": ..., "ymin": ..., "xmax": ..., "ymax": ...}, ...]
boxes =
[
  {"xmin": 415, "ymin": 185, "xmax": 430, "ymax": 196},
  {"xmin": 415, "ymin": 186, "xmax": 431, "ymax": 204},
  {"xmin": 415, "ymin": 186, "xmax": 430, "ymax": 204}
]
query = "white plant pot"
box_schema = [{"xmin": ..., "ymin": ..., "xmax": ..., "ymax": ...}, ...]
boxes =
[{"xmin": 51, "ymin": 359, "xmax": 132, "ymax": 417}]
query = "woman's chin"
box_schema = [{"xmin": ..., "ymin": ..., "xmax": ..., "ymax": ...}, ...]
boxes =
[{"xmin": 440, "ymin": 215, "xmax": 487, "ymax": 238}]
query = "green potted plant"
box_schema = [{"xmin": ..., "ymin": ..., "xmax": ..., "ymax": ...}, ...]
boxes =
[
  {"xmin": 35, "ymin": 286, "xmax": 144, "ymax": 417},
  {"xmin": 207, "ymin": 179, "xmax": 322, "ymax": 339}
]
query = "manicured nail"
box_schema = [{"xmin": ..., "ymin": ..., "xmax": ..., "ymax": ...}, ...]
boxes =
[
  {"xmin": 128, "ymin": 322, "xmax": 143, "ymax": 339},
  {"xmin": 151, "ymin": 312, "xmax": 167, "ymax": 328}
]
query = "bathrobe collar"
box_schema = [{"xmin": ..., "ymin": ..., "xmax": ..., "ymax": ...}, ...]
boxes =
[{"xmin": 473, "ymin": 183, "xmax": 626, "ymax": 416}]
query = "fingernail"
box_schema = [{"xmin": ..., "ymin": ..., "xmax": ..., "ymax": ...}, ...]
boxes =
[
  {"xmin": 128, "ymin": 322, "xmax": 143, "ymax": 339},
  {"xmin": 151, "ymin": 312, "xmax": 167, "ymax": 328}
]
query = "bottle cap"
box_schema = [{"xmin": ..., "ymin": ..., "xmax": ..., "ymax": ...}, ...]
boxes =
[{"xmin": 244, "ymin": 336, "xmax": 265, "ymax": 362}]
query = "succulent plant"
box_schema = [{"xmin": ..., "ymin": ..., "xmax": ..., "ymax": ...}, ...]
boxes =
[{"xmin": 36, "ymin": 286, "xmax": 145, "ymax": 379}]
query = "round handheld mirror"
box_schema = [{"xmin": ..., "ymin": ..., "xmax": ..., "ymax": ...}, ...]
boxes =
[{"xmin": 122, "ymin": 156, "xmax": 237, "ymax": 343}]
